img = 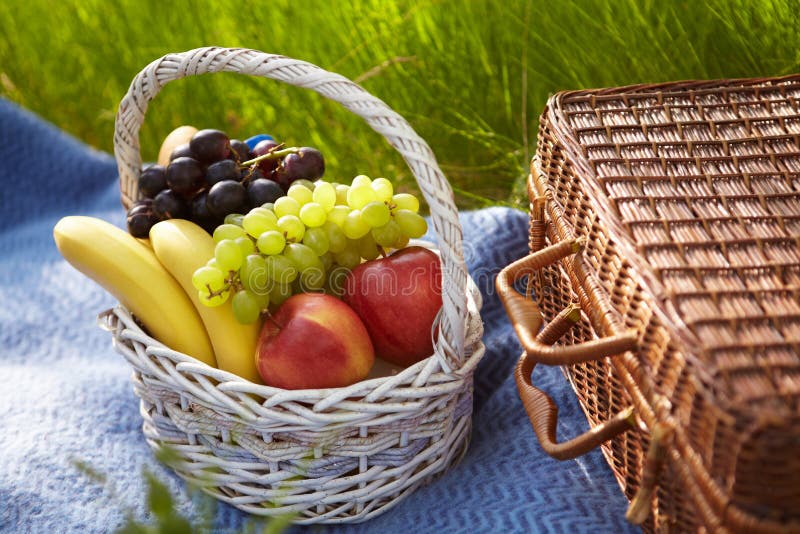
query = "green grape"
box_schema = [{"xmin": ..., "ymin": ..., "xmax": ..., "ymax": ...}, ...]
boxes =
[
  {"xmin": 323, "ymin": 221, "xmax": 347, "ymax": 253},
  {"xmin": 206, "ymin": 258, "xmax": 220, "ymax": 269},
  {"xmin": 347, "ymin": 184, "xmax": 378, "ymax": 210},
  {"xmin": 232, "ymin": 290, "xmax": 261, "ymax": 324},
  {"xmin": 277, "ymin": 215, "xmax": 306, "ymax": 242},
  {"xmin": 328, "ymin": 205, "xmax": 350, "ymax": 228},
  {"xmin": 198, "ymin": 289, "xmax": 229, "ymax": 307},
  {"xmin": 394, "ymin": 235, "xmax": 410, "ymax": 249},
  {"xmin": 213, "ymin": 224, "xmax": 246, "ymax": 243},
  {"xmin": 302, "ymin": 227, "xmax": 330, "ymax": 256},
  {"xmin": 215, "ymin": 239, "xmax": 244, "ymax": 272},
  {"xmin": 252, "ymin": 290, "xmax": 270, "ymax": 312},
  {"xmin": 299, "ymin": 202, "xmax": 327, "ymax": 228},
  {"xmin": 239, "ymin": 254, "xmax": 269, "ymax": 294},
  {"xmin": 288, "ymin": 184, "xmax": 313, "ymax": 206},
  {"xmin": 274, "ymin": 196, "xmax": 301, "ymax": 218},
  {"xmin": 191, "ymin": 265, "xmax": 226, "ymax": 293},
  {"xmin": 361, "ymin": 201, "xmax": 391, "ymax": 228},
  {"xmin": 265, "ymin": 254, "xmax": 298, "ymax": 283},
  {"xmin": 293, "ymin": 179, "xmax": 316, "ymax": 190},
  {"xmin": 224, "ymin": 213, "xmax": 244, "ymax": 226},
  {"xmin": 320, "ymin": 251, "xmax": 334, "ymax": 271},
  {"xmin": 372, "ymin": 219, "xmax": 402, "ymax": 248},
  {"xmin": 334, "ymin": 246, "xmax": 361, "ymax": 270},
  {"xmin": 392, "ymin": 193, "xmax": 420, "ymax": 213},
  {"xmin": 335, "ymin": 184, "xmax": 350, "ymax": 205},
  {"xmin": 351, "ymin": 175, "xmax": 372, "ymax": 187},
  {"xmin": 243, "ymin": 210, "xmax": 278, "ymax": 238},
  {"xmin": 357, "ymin": 233, "xmax": 380, "ymax": 261},
  {"xmin": 299, "ymin": 267, "xmax": 326, "ymax": 291},
  {"xmin": 235, "ymin": 236, "xmax": 256, "ymax": 257},
  {"xmin": 257, "ymin": 230, "xmax": 286, "ymax": 255},
  {"xmin": 343, "ymin": 209, "xmax": 370, "ymax": 239},
  {"xmin": 371, "ymin": 178, "xmax": 393, "ymax": 202},
  {"xmin": 249, "ymin": 206, "xmax": 276, "ymax": 218},
  {"xmin": 261, "ymin": 202, "xmax": 275, "ymax": 211},
  {"xmin": 284, "ymin": 242, "xmax": 322, "ymax": 272},
  {"xmin": 312, "ymin": 181, "xmax": 337, "ymax": 211},
  {"xmin": 269, "ymin": 282, "xmax": 292, "ymax": 308},
  {"xmin": 394, "ymin": 209, "xmax": 428, "ymax": 238}
]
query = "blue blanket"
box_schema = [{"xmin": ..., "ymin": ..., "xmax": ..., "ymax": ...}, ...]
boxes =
[{"xmin": 0, "ymin": 98, "xmax": 638, "ymax": 533}]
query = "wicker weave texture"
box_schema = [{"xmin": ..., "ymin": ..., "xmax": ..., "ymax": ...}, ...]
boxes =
[
  {"xmin": 109, "ymin": 47, "xmax": 486, "ymax": 524},
  {"xmin": 533, "ymin": 76, "xmax": 800, "ymax": 532}
]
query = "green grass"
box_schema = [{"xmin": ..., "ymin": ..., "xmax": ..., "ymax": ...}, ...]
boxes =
[{"xmin": 1, "ymin": 0, "xmax": 798, "ymax": 209}]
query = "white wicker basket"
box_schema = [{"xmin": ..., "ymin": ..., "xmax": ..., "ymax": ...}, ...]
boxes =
[{"xmin": 103, "ymin": 47, "xmax": 485, "ymax": 524}]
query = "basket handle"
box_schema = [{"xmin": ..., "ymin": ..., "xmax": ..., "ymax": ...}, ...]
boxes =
[
  {"xmin": 496, "ymin": 239, "xmax": 638, "ymax": 459},
  {"xmin": 113, "ymin": 47, "xmax": 468, "ymax": 369}
]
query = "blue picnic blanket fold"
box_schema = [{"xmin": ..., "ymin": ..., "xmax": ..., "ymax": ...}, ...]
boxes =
[{"xmin": 0, "ymin": 97, "xmax": 638, "ymax": 533}]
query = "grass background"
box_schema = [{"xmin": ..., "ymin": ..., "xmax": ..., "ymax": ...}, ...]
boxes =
[{"xmin": 1, "ymin": 0, "xmax": 799, "ymax": 209}]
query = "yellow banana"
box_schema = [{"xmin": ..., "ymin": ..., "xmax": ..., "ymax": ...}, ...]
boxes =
[
  {"xmin": 53, "ymin": 216, "xmax": 216, "ymax": 365},
  {"xmin": 149, "ymin": 219, "xmax": 262, "ymax": 383}
]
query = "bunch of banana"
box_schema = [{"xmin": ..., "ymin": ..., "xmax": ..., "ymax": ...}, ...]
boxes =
[{"xmin": 53, "ymin": 216, "xmax": 261, "ymax": 383}]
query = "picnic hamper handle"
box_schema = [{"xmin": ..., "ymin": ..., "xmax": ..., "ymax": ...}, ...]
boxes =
[
  {"xmin": 496, "ymin": 239, "xmax": 638, "ymax": 459},
  {"xmin": 112, "ymin": 47, "xmax": 468, "ymax": 368},
  {"xmin": 496, "ymin": 239, "xmax": 638, "ymax": 364}
]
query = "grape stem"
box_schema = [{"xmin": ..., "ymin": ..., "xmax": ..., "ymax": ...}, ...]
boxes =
[
  {"xmin": 240, "ymin": 146, "xmax": 300, "ymax": 168},
  {"xmin": 262, "ymin": 309, "xmax": 283, "ymax": 331}
]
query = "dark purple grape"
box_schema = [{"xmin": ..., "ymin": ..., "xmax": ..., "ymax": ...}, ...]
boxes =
[
  {"xmin": 169, "ymin": 142, "xmax": 194, "ymax": 161},
  {"xmin": 252, "ymin": 139, "xmax": 281, "ymax": 174},
  {"xmin": 230, "ymin": 139, "xmax": 252, "ymax": 163},
  {"xmin": 205, "ymin": 159, "xmax": 240, "ymax": 186},
  {"xmin": 206, "ymin": 180, "xmax": 247, "ymax": 218},
  {"xmin": 247, "ymin": 178, "xmax": 283, "ymax": 207},
  {"xmin": 190, "ymin": 191, "xmax": 219, "ymax": 234},
  {"xmin": 153, "ymin": 189, "xmax": 189, "ymax": 220},
  {"xmin": 166, "ymin": 157, "xmax": 205, "ymax": 195},
  {"xmin": 190, "ymin": 129, "xmax": 231, "ymax": 163},
  {"xmin": 239, "ymin": 165, "xmax": 264, "ymax": 184},
  {"xmin": 277, "ymin": 147, "xmax": 324, "ymax": 186},
  {"xmin": 126, "ymin": 201, "xmax": 157, "ymax": 237},
  {"xmin": 138, "ymin": 165, "xmax": 167, "ymax": 199}
]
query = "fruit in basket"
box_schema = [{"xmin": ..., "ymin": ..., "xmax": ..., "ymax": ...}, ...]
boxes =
[
  {"xmin": 343, "ymin": 246, "xmax": 442, "ymax": 366},
  {"xmin": 126, "ymin": 199, "xmax": 158, "ymax": 238},
  {"xmin": 150, "ymin": 219, "xmax": 262, "ymax": 383},
  {"xmin": 274, "ymin": 147, "xmax": 325, "ymax": 188},
  {"xmin": 190, "ymin": 129, "xmax": 232, "ymax": 163},
  {"xmin": 166, "ymin": 157, "xmax": 205, "ymax": 195},
  {"xmin": 129, "ymin": 126, "xmax": 331, "ymax": 237},
  {"xmin": 138, "ymin": 165, "xmax": 167, "ymax": 199},
  {"xmin": 192, "ymin": 174, "xmax": 428, "ymax": 324},
  {"xmin": 157, "ymin": 125, "xmax": 197, "ymax": 166},
  {"xmin": 53, "ymin": 216, "xmax": 215, "ymax": 365},
  {"xmin": 255, "ymin": 293, "xmax": 374, "ymax": 389}
]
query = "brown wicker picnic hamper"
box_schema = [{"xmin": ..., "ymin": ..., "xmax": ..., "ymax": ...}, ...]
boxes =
[
  {"xmin": 103, "ymin": 47, "xmax": 486, "ymax": 524},
  {"xmin": 498, "ymin": 75, "xmax": 800, "ymax": 532}
]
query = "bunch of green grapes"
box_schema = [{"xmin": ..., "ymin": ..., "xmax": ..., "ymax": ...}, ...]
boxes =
[{"xmin": 191, "ymin": 175, "xmax": 428, "ymax": 324}]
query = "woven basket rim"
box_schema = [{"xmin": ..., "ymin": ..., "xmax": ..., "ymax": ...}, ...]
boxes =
[
  {"xmin": 549, "ymin": 73, "xmax": 800, "ymax": 102},
  {"xmin": 101, "ymin": 241, "xmax": 486, "ymax": 400}
]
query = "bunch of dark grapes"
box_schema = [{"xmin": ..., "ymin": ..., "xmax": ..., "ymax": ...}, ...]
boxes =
[{"xmin": 126, "ymin": 129, "xmax": 325, "ymax": 237}]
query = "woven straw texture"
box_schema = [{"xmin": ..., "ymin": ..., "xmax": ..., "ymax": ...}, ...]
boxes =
[
  {"xmin": 529, "ymin": 76, "xmax": 800, "ymax": 533},
  {"xmin": 109, "ymin": 47, "xmax": 485, "ymax": 524}
]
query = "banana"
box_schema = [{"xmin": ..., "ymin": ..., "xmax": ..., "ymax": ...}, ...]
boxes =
[
  {"xmin": 53, "ymin": 216, "xmax": 216, "ymax": 365},
  {"xmin": 149, "ymin": 219, "xmax": 262, "ymax": 383}
]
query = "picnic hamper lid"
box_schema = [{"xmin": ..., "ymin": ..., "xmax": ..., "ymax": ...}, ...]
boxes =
[{"xmin": 542, "ymin": 74, "xmax": 800, "ymax": 415}]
